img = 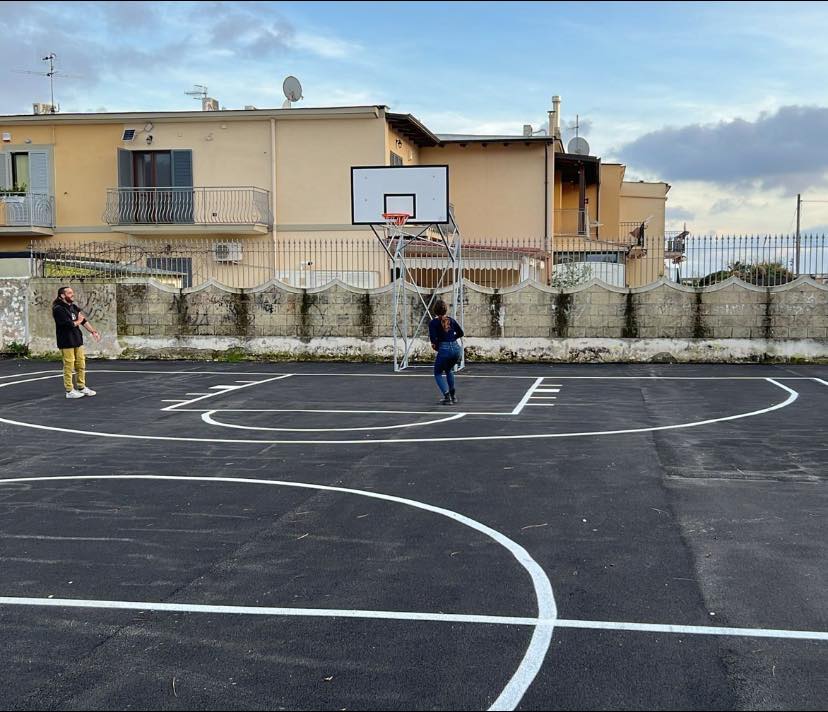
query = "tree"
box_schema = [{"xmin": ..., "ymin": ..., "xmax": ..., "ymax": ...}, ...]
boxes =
[
  {"xmin": 698, "ymin": 260, "xmax": 795, "ymax": 287},
  {"xmin": 550, "ymin": 262, "xmax": 593, "ymax": 289}
]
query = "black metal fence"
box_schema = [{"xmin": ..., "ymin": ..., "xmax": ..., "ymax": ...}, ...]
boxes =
[{"xmin": 30, "ymin": 234, "xmax": 828, "ymax": 290}]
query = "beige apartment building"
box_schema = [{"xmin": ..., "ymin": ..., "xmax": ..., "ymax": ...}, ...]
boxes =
[{"xmin": 0, "ymin": 100, "xmax": 673, "ymax": 288}]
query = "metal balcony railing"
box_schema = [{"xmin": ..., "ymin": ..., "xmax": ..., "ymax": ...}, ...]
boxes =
[
  {"xmin": 103, "ymin": 187, "xmax": 273, "ymax": 227},
  {"xmin": 619, "ymin": 221, "xmax": 648, "ymax": 247},
  {"xmin": 553, "ymin": 209, "xmax": 597, "ymax": 238},
  {"xmin": 665, "ymin": 231, "xmax": 688, "ymax": 255},
  {"xmin": 0, "ymin": 192, "xmax": 55, "ymax": 229}
]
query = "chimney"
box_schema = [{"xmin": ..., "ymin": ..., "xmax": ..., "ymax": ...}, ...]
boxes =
[
  {"xmin": 202, "ymin": 97, "xmax": 219, "ymax": 111},
  {"xmin": 523, "ymin": 124, "xmax": 533, "ymax": 137},
  {"xmin": 549, "ymin": 95, "xmax": 561, "ymax": 139}
]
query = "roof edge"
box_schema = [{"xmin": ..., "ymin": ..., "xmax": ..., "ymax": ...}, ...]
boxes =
[{"xmin": 0, "ymin": 105, "xmax": 385, "ymax": 125}]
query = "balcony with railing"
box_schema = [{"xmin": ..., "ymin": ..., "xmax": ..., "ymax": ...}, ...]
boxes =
[
  {"xmin": 553, "ymin": 209, "xmax": 598, "ymax": 238},
  {"xmin": 0, "ymin": 192, "xmax": 55, "ymax": 236},
  {"xmin": 665, "ymin": 230, "xmax": 689, "ymax": 258},
  {"xmin": 103, "ymin": 186, "xmax": 273, "ymax": 235}
]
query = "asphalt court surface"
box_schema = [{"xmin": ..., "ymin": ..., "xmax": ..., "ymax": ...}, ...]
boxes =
[{"xmin": 0, "ymin": 360, "xmax": 826, "ymax": 710}]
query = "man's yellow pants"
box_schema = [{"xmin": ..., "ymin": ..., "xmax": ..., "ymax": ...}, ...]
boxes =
[{"xmin": 61, "ymin": 346, "xmax": 86, "ymax": 392}]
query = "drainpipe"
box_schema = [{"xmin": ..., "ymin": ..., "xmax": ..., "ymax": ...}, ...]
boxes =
[
  {"xmin": 269, "ymin": 118, "xmax": 277, "ymax": 229},
  {"xmin": 546, "ymin": 96, "xmax": 560, "ymax": 282},
  {"xmin": 270, "ymin": 117, "xmax": 277, "ymax": 279},
  {"xmin": 544, "ymin": 142, "xmax": 549, "ymax": 253}
]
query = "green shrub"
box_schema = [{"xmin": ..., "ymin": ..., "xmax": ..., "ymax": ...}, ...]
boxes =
[{"xmin": 4, "ymin": 341, "xmax": 30, "ymax": 358}]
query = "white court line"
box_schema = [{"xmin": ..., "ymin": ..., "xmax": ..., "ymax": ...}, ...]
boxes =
[
  {"xmin": 0, "ymin": 375, "xmax": 62, "ymax": 389},
  {"xmin": 201, "ymin": 410, "xmax": 467, "ymax": 432},
  {"xmin": 511, "ymin": 378, "xmax": 545, "ymax": 415},
  {"xmin": 813, "ymin": 378, "xmax": 828, "ymax": 388},
  {"xmin": 161, "ymin": 374, "xmax": 292, "ymax": 412},
  {"xmin": 0, "ymin": 377, "xmax": 800, "ymax": 445},
  {"xmin": 177, "ymin": 407, "xmax": 515, "ymax": 416},
  {"xmin": 1, "ymin": 596, "xmax": 824, "ymax": 642},
  {"xmin": 0, "ymin": 473, "xmax": 556, "ymax": 712},
  {"xmin": 70, "ymin": 368, "xmax": 826, "ymax": 380},
  {"xmin": 531, "ymin": 396, "xmax": 557, "ymax": 399},
  {"xmin": 208, "ymin": 385, "xmax": 235, "ymax": 390},
  {"xmin": 535, "ymin": 389, "xmax": 561, "ymax": 393},
  {"xmin": 83, "ymin": 368, "xmax": 540, "ymax": 380},
  {"xmin": 526, "ymin": 404, "xmax": 555, "ymax": 407},
  {"xmin": 553, "ymin": 618, "xmax": 828, "ymax": 641},
  {"xmin": 0, "ymin": 370, "xmax": 58, "ymax": 380}
]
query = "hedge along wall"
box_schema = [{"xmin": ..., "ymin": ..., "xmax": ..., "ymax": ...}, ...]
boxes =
[{"xmin": 16, "ymin": 276, "xmax": 828, "ymax": 362}]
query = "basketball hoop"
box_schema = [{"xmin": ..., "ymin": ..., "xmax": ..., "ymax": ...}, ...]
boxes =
[{"xmin": 382, "ymin": 212, "xmax": 411, "ymax": 227}]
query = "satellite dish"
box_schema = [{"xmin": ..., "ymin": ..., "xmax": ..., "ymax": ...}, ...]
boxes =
[
  {"xmin": 568, "ymin": 136, "xmax": 590, "ymax": 155},
  {"xmin": 282, "ymin": 76, "xmax": 303, "ymax": 104}
]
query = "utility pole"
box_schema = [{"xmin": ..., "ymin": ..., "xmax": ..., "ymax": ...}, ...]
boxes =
[{"xmin": 795, "ymin": 193, "xmax": 801, "ymax": 276}]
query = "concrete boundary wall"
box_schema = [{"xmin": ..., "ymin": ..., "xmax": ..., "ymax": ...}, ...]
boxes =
[{"xmin": 5, "ymin": 276, "xmax": 827, "ymax": 362}]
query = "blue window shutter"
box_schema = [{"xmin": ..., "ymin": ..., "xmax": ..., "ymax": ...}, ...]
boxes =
[
  {"xmin": 170, "ymin": 150, "xmax": 194, "ymax": 222},
  {"xmin": 28, "ymin": 150, "xmax": 50, "ymax": 195},
  {"xmin": 171, "ymin": 150, "xmax": 193, "ymax": 187},
  {"xmin": 0, "ymin": 153, "xmax": 10, "ymax": 190},
  {"xmin": 117, "ymin": 148, "xmax": 133, "ymax": 187}
]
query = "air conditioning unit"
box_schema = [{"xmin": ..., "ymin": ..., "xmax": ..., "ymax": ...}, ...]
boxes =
[{"xmin": 213, "ymin": 241, "xmax": 243, "ymax": 263}]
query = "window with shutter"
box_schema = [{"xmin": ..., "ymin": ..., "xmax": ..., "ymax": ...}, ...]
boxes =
[{"xmin": 0, "ymin": 153, "xmax": 11, "ymax": 190}]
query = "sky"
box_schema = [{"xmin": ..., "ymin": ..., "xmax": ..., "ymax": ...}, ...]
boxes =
[{"xmin": 3, "ymin": 0, "xmax": 828, "ymax": 235}]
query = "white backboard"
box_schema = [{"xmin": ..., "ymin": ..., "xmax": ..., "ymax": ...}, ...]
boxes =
[{"xmin": 351, "ymin": 165, "xmax": 449, "ymax": 224}]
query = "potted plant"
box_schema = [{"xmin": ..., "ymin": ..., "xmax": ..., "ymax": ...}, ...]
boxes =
[{"xmin": 0, "ymin": 182, "xmax": 28, "ymax": 203}]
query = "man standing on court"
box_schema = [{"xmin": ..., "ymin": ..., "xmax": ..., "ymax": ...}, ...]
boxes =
[{"xmin": 52, "ymin": 286, "xmax": 101, "ymax": 399}]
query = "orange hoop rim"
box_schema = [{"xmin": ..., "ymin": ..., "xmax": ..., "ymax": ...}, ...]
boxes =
[{"xmin": 382, "ymin": 212, "xmax": 411, "ymax": 227}]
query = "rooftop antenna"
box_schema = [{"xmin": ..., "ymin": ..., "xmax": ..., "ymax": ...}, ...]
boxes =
[
  {"xmin": 567, "ymin": 114, "xmax": 590, "ymax": 155},
  {"xmin": 282, "ymin": 76, "xmax": 303, "ymax": 108},
  {"xmin": 185, "ymin": 84, "xmax": 208, "ymax": 102},
  {"xmin": 13, "ymin": 52, "xmax": 81, "ymax": 113}
]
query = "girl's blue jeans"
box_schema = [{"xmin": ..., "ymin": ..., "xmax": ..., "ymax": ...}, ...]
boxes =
[{"xmin": 433, "ymin": 342, "xmax": 462, "ymax": 394}]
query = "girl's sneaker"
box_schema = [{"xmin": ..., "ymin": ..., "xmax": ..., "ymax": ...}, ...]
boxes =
[
  {"xmin": 80, "ymin": 387, "xmax": 97, "ymax": 396},
  {"xmin": 66, "ymin": 390, "xmax": 85, "ymax": 399},
  {"xmin": 440, "ymin": 394, "xmax": 453, "ymax": 405}
]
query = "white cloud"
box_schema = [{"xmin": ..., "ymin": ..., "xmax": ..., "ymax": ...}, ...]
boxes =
[{"xmin": 289, "ymin": 32, "xmax": 361, "ymax": 60}]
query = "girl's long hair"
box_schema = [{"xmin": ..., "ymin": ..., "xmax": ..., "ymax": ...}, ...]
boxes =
[{"xmin": 433, "ymin": 299, "xmax": 451, "ymax": 332}]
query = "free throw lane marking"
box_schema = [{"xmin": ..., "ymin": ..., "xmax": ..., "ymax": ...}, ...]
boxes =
[
  {"xmin": 161, "ymin": 374, "xmax": 293, "ymax": 412},
  {"xmin": 511, "ymin": 378, "xmax": 545, "ymax": 415}
]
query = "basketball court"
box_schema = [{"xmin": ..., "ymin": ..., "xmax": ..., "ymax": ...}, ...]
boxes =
[{"xmin": 1, "ymin": 359, "xmax": 826, "ymax": 709}]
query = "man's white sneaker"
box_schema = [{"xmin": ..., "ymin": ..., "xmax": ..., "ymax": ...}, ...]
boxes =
[
  {"xmin": 66, "ymin": 390, "xmax": 85, "ymax": 399},
  {"xmin": 79, "ymin": 387, "xmax": 96, "ymax": 396}
]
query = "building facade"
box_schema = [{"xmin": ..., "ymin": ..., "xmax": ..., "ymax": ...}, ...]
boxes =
[{"xmin": 0, "ymin": 101, "xmax": 672, "ymax": 288}]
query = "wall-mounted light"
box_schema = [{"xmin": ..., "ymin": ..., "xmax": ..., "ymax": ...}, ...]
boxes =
[
  {"xmin": 395, "ymin": 139, "xmax": 403, "ymax": 148},
  {"xmin": 145, "ymin": 134, "xmax": 154, "ymax": 145}
]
